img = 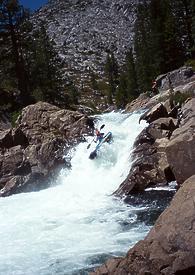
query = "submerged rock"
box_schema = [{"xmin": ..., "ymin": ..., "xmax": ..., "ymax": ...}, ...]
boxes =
[
  {"xmin": 0, "ymin": 101, "xmax": 94, "ymax": 196},
  {"xmin": 91, "ymin": 175, "xmax": 195, "ymax": 275}
]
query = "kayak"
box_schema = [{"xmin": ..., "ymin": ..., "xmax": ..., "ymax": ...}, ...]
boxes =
[{"xmin": 89, "ymin": 132, "xmax": 112, "ymax": 160}]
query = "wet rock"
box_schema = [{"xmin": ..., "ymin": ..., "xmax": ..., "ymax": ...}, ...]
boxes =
[
  {"xmin": 166, "ymin": 98, "xmax": 195, "ymax": 185},
  {"xmin": 91, "ymin": 175, "xmax": 195, "ymax": 275},
  {"xmin": 0, "ymin": 101, "xmax": 94, "ymax": 196}
]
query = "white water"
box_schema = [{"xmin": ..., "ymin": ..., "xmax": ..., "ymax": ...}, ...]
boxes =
[{"xmin": 0, "ymin": 112, "xmax": 150, "ymax": 275}]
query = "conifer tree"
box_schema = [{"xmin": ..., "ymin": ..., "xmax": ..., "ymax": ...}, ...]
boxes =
[
  {"xmin": 90, "ymin": 70, "xmax": 99, "ymax": 91},
  {"xmin": 115, "ymin": 73, "xmax": 127, "ymax": 108},
  {"xmin": 0, "ymin": 2, "xmax": 70, "ymax": 109},
  {"xmin": 134, "ymin": 0, "xmax": 187, "ymax": 92},
  {"xmin": 191, "ymin": 0, "xmax": 195, "ymax": 57},
  {"xmin": 28, "ymin": 24, "xmax": 64, "ymax": 105},
  {"xmin": 105, "ymin": 51, "xmax": 118, "ymax": 104},
  {"xmin": 115, "ymin": 49, "xmax": 138, "ymax": 108},
  {"xmin": 134, "ymin": 2, "xmax": 152, "ymax": 92},
  {"xmin": 162, "ymin": 0, "xmax": 185, "ymax": 71},
  {"xmin": 0, "ymin": 0, "xmax": 30, "ymax": 105},
  {"xmin": 125, "ymin": 48, "xmax": 138, "ymax": 99},
  {"xmin": 171, "ymin": 0, "xmax": 194, "ymax": 57}
]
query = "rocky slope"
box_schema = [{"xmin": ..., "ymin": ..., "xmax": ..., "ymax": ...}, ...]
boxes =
[
  {"xmin": 32, "ymin": 0, "xmax": 139, "ymax": 81},
  {"xmin": 116, "ymin": 95, "xmax": 195, "ymax": 195},
  {"xmin": 0, "ymin": 102, "xmax": 94, "ymax": 196}
]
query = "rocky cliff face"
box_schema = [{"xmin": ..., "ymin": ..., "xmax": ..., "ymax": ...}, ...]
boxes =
[{"xmin": 32, "ymin": 0, "xmax": 138, "ymax": 80}]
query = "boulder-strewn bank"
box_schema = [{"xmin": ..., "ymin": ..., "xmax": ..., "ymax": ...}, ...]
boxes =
[
  {"xmin": 90, "ymin": 175, "xmax": 195, "ymax": 275},
  {"xmin": 116, "ymin": 85, "xmax": 195, "ymax": 195},
  {"xmin": 0, "ymin": 101, "xmax": 93, "ymax": 196},
  {"xmin": 91, "ymin": 66, "xmax": 195, "ymax": 274}
]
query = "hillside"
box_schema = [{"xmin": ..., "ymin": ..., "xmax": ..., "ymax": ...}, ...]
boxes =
[{"xmin": 32, "ymin": 0, "xmax": 139, "ymax": 81}]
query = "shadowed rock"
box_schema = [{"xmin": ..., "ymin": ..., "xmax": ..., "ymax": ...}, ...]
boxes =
[
  {"xmin": 91, "ymin": 175, "xmax": 195, "ymax": 275},
  {"xmin": 166, "ymin": 98, "xmax": 195, "ymax": 185},
  {"xmin": 139, "ymin": 103, "xmax": 168, "ymax": 124}
]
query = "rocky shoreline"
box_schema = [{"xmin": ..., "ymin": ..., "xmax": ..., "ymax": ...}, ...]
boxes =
[{"xmin": 91, "ymin": 67, "xmax": 195, "ymax": 274}]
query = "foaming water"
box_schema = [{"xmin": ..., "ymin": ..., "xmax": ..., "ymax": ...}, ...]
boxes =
[{"xmin": 0, "ymin": 112, "xmax": 150, "ymax": 275}]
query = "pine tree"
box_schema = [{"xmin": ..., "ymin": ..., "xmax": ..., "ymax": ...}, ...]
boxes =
[
  {"xmin": 134, "ymin": 2, "xmax": 152, "ymax": 91},
  {"xmin": 171, "ymin": 0, "xmax": 194, "ymax": 57},
  {"xmin": 134, "ymin": 0, "xmax": 187, "ymax": 92},
  {"xmin": 162, "ymin": 0, "xmax": 185, "ymax": 71},
  {"xmin": 125, "ymin": 49, "xmax": 138, "ymax": 100},
  {"xmin": 115, "ymin": 49, "xmax": 138, "ymax": 108},
  {"xmin": 115, "ymin": 73, "xmax": 128, "ymax": 108},
  {"xmin": 90, "ymin": 70, "xmax": 99, "ymax": 91},
  {"xmin": 27, "ymin": 24, "xmax": 64, "ymax": 105},
  {"xmin": 0, "ymin": 1, "xmax": 76, "ymax": 110},
  {"xmin": 0, "ymin": 0, "xmax": 31, "ymax": 105},
  {"xmin": 105, "ymin": 51, "xmax": 118, "ymax": 104},
  {"xmin": 191, "ymin": 0, "xmax": 195, "ymax": 57}
]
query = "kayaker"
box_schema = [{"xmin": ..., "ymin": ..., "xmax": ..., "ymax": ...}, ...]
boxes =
[{"xmin": 95, "ymin": 128, "xmax": 104, "ymax": 144}]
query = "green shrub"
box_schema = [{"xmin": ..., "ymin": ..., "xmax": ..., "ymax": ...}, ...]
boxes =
[
  {"xmin": 32, "ymin": 88, "xmax": 44, "ymax": 102},
  {"xmin": 172, "ymin": 91, "xmax": 193, "ymax": 106},
  {"xmin": 11, "ymin": 110, "xmax": 22, "ymax": 127},
  {"xmin": 185, "ymin": 59, "xmax": 195, "ymax": 70}
]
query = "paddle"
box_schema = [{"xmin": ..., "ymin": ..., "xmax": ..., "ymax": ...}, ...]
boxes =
[
  {"xmin": 87, "ymin": 139, "xmax": 94, "ymax": 149},
  {"xmin": 87, "ymin": 124, "xmax": 105, "ymax": 149}
]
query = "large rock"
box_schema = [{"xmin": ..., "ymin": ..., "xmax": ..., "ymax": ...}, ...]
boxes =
[
  {"xmin": 116, "ymin": 97, "xmax": 183, "ymax": 196},
  {"xmin": 139, "ymin": 103, "xmax": 168, "ymax": 124},
  {"xmin": 147, "ymin": 117, "xmax": 178, "ymax": 140},
  {"xmin": 0, "ymin": 101, "xmax": 94, "ymax": 196},
  {"xmin": 114, "ymin": 128, "xmax": 171, "ymax": 196},
  {"xmin": 156, "ymin": 66, "xmax": 194, "ymax": 91},
  {"xmin": 166, "ymin": 98, "xmax": 195, "ymax": 185},
  {"xmin": 91, "ymin": 175, "xmax": 195, "ymax": 275},
  {"xmin": 125, "ymin": 93, "xmax": 156, "ymax": 113}
]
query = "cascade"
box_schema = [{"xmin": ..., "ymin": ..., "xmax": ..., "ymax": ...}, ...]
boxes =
[{"xmin": 0, "ymin": 112, "xmax": 173, "ymax": 274}]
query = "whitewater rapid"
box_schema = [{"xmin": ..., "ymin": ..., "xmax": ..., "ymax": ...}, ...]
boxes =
[{"xmin": 0, "ymin": 112, "xmax": 150, "ymax": 275}]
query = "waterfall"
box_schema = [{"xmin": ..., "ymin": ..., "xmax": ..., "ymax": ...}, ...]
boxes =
[{"xmin": 0, "ymin": 112, "xmax": 153, "ymax": 275}]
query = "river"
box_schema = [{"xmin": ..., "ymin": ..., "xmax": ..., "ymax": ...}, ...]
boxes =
[{"xmin": 0, "ymin": 112, "xmax": 176, "ymax": 274}]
